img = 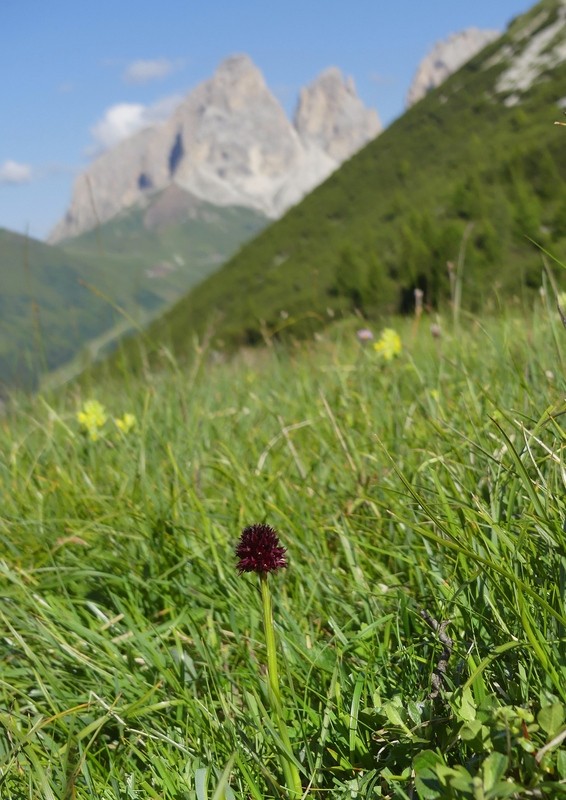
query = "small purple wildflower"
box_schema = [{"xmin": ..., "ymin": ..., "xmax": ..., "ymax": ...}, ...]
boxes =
[
  {"xmin": 356, "ymin": 328, "xmax": 374, "ymax": 344},
  {"xmin": 236, "ymin": 524, "xmax": 288, "ymax": 574}
]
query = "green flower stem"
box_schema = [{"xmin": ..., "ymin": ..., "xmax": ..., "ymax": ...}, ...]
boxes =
[{"xmin": 260, "ymin": 571, "xmax": 302, "ymax": 799}]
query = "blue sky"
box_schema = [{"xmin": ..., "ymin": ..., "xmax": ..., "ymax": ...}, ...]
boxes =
[{"xmin": 1, "ymin": 0, "xmax": 532, "ymax": 240}]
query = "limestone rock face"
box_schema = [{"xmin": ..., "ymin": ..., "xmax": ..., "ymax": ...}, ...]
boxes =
[
  {"xmin": 406, "ymin": 28, "xmax": 499, "ymax": 107},
  {"xmin": 494, "ymin": 4, "xmax": 566, "ymax": 100},
  {"xmin": 49, "ymin": 126, "xmax": 165, "ymax": 242},
  {"xmin": 163, "ymin": 55, "xmax": 306, "ymax": 217},
  {"xmin": 294, "ymin": 67, "xmax": 382, "ymax": 162},
  {"xmin": 49, "ymin": 55, "xmax": 381, "ymax": 242}
]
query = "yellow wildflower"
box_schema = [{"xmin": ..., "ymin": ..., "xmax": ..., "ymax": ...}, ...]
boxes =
[
  {"xmin": 115, "ymin": 413, "xmax": 137, "ymax": 434},
  {"xmin": 373, "ymin": 328, "xmax": 402, "ymax": 361},
  {"xmin": 77, "ymin": 399, "xmax": 107, "ymax": 441}
]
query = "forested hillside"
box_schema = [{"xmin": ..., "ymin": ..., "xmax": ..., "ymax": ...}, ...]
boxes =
[{"xmin": 112, "ymin": 0, "xmax": 566, "ymax": 371}]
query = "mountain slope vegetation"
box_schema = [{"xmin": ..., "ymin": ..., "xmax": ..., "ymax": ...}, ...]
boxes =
[
  {"xmin": 58, "ymin": 195, "xmax": 266, "ymax": 326},
  {"xmin": 0, "ymin": 198, "xmax": 265, "ymax": 390},
  {"xmin": 115, "ymin": 0, "xmax": 566, "ymax": 369},
  {"xmin": 0, "ymin": 228, "xmax": 118, "ymax": 391}
]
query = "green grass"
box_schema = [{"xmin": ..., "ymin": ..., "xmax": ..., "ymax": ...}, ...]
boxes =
[{"xmin": 1, "ymin": 305, "xmax": 565, "ymax": 798}]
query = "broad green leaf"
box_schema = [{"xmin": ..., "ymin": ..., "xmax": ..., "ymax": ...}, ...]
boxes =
[
  {"xmin": 454, "ymin": 687, "xmax": 476, "ymax": 723},
  {"xmin": 486, "ymin": 780, "xmax": 523, "ymax": 799},
  {"xmin": 481, "ymin": 751, "xmax": 508, "ymax": 793},
  {"xmin": 407, "ymin": 699, "xmax": 423, "ymax": 725},
  {"xmin": 459, "ymin": 719, "xmax": 483, "ymax": 741},
  {"xmin": 538, "ymin": 703, "xmax": 565, "ymax": 737},
  {"xmin": 413, "ymin": 750, "xmax": 445, "ymax": 800},
  {"xmin": 383, "ymin": 702, "xmax": 406, "ymax": 727}
]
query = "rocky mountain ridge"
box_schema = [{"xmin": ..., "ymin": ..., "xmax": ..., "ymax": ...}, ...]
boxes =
[
  {"xmin": 406, "ymin": 27, "xmax": 500, "ymax": 107},
  {"xmin": 50, "ymin": 56, "xmax": 381, "ymax": 242}
]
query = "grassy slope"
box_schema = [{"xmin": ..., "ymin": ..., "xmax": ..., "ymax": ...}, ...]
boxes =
[
  {"xmin": 1, "ymin": 309, "xmax": 565, "ymax": 797},
  {"xmin": 60, "ymin": 198, "xmax": 266, "ymax": 309},
  {"xmin": 114, "ymin": 0, "xmax": 566, "ymax": 370},
  {"xmin": 0, "ymin": 228, "xmax": 119, "ymax": 390},
  {"xmin": 0, "ymin": 201, "xmax": 265, "ymax": 390}
]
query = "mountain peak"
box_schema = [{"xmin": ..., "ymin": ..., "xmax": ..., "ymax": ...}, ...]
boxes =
[
  {"xmin": 311, "ymin": 66, "xmax": 352, "ymax": 88},
  {"xmin": 406, "ymin": 27, "xmax": 500, "ymax": 107},
  {"xmin": 50, "ymin": 56, "xmax": 381, "ymax": 241},
  {"xmin": 210, "ymin": 53, "xmax": 267, "ymax": 94},
  {"xmin": 294, "ymin": 67, "xmax": 381, "ymax": 162},
  {"xmin": 215, "ymin": 53, "xmax": 259, "ymax": 75}
]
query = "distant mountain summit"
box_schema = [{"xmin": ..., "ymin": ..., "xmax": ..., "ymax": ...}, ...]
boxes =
[
  {"xmin": 50, "ymin": 55, "xmax": 381, "ymax": 242},
  {"xmin": 294, "ymin": 67, "xmax": 381, "ymax": 162},
  {"xmin": 406, "ymin": 27, "xmax": 500, "ymax": 106}
]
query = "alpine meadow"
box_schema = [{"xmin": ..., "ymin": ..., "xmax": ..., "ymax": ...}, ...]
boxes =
[{"xmin": 1, "ymin": 1, "xmax": 566, "ymax": 798}]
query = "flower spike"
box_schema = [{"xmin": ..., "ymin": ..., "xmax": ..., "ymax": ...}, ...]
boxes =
[{"xmin": 236, "ymin": 523, "xmax": 288, "ymax": 574}]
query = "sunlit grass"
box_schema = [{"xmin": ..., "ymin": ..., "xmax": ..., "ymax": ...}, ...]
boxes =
[{"xmin": 0, "ymin": 310, "xmax": 565, "ymax": 798}]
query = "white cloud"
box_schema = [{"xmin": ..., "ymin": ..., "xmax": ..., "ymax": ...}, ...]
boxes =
[
  {"xmin": 90, "ymin": 103, "xmax": 148, "ymax": 150},
  {"xmin": 88, "ymin": 95, "xmax": 182, "ymax": 154},
  {"xmin": 0, "ymin": 160, "xmax": 32, "ymax": 185},
  {"xmin": 122, "ymin": 58, "xmax": 177, "ymax": 84}
]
